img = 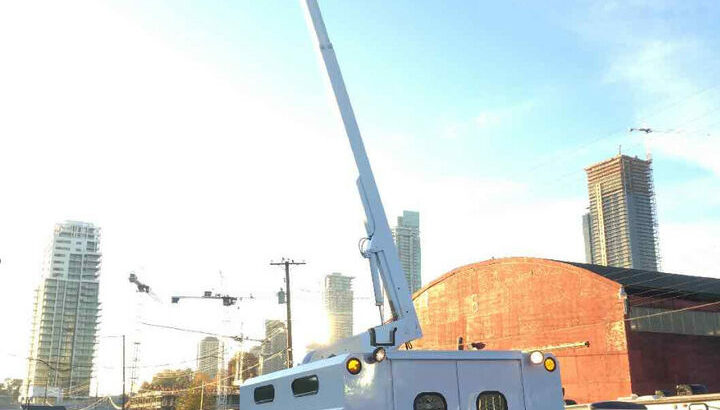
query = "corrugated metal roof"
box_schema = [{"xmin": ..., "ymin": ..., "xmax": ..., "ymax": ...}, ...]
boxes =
[{"xmin": 562, "ymin": 261, "xmax": 720, "ymax": 301}]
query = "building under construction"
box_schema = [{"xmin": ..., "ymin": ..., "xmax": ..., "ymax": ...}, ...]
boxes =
[
  {"xmin": 22, "ymin": 221, "xmax": 102, "ymax": 403},
  {"xmin": 583, "ymin": 154, "xmax": 660, "ymax": 271}
]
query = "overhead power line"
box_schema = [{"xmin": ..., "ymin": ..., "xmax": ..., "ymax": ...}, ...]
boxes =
[{"xmin": 140, "ymin": 322, "xmax": 263, "ymax": 343}]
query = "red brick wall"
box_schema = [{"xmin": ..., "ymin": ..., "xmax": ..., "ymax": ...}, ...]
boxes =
[{"xmin": 412, "ymin": 257, "xmax": 632, "ymax": 404}]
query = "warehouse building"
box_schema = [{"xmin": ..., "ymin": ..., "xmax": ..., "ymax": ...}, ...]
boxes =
[{"xmin": 412, "ymin": 257, "xmax": 720, "ymax": 403}]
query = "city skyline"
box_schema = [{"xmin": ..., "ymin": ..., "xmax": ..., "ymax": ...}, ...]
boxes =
[{"xmin": 0, "ymin": 0, "xmax": 718, "ymax": 394}]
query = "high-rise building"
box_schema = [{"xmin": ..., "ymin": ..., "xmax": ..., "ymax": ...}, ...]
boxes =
[
  {"xmin": 196, "ymin": 336, "xmax": 223, "ymax": 379},
  {"xmin": 582, "ymin": 212, "xmax": 593, "ymax": 264},
  {"xmin": 393, "ymin": 210, "xmax": 422, "ymax": 293},
  {"xmin": 259, "ymin": 320, "xmax": 287, "ymax": 375},
  {"xmin": 583, "ymin": 154, "xmax": 660, "ymax": 270},
  {"xmin": 323, "ymin": 273, "xmax": 354, "ymax": 343},
  {"xmin": 23, "ymin": 221, "xmax": 101, "ymax": 403}
]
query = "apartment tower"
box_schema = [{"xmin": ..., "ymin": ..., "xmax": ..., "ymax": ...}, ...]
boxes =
[
  {"xmin": 323, "ymin": 273, "xmax": 354, "ymax": 343},
  {"xmin": 259, "ymin": 320, "xmax": 287, "ymax": 375},
  {"xmin": 196, "ymin": 336, "xmax": 223, "ymax": 379},
  {"xmin": 393, "ymin": 210, "xmax": 422, "ymax": 293},
  {"xmin": 24, "ymin": 221, "xmax": 101, "ymax": 403},
  {"xmin": 583, "ymin": 154, "xmax": 660, "ymax": 271}
]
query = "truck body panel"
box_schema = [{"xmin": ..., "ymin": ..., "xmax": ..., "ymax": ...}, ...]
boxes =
[{"xmin": 239, "ymin": 350, "xmax": 562, "ymax": 410}]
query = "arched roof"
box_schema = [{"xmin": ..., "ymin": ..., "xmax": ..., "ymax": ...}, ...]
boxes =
[{"xmin": 413, "ymin": 257, "xmax": 720, "ymax": 302}]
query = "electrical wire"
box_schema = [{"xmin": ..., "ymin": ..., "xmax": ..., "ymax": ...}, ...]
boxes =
[
  {"xmin": 412, "ymin": 299, "xmax": 720, "ymax": 352},
  {"xmin": 509, "ymin": 81, "xmax": 720, "ymax": 182},
  {"xmin": 140, "ymin": 322, "xmax": 262, "ymax": 343},
  {"xmin": 73, "ymin": 396, "xmax": 109, "ymax": 410}
]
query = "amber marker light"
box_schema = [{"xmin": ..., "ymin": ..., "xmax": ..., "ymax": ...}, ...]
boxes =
[
  {"xmin": 544, "ymin": 357, "xmax": 556, "ymax": 372},
  {"xmin": 346, "ymin": 357, "xmax": 362, "ymax": 375}
]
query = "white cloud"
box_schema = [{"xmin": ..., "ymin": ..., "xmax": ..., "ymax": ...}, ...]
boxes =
[
  {"xmin": 438, "ymin": 99, "xmax": 537, "ymax": 141},
  {"xmin": 661, "ymin": 221, "xmax": 720, "ymax": 278},
  {"xmin": 475, "ymin": 112, "xmax": 502, "ymax": 128},
  {"xmin": 474, "ymin": 100, "xmax": 537, "ymax": 130}
]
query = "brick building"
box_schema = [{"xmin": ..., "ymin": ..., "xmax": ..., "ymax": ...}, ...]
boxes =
[{"xmin": 412, "ymin": 257, "xmax": 720, "ymax": 403}]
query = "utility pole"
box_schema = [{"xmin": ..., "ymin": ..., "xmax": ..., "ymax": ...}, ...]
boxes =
[
  {"xmin": 122, "ymin": 335, "xmax": 126, "ymax": 410},
  {"xmin": 270, "ymin": 258, "xmax": 305, "ymax": 368},
  {"xmin": 200, "ymin": 381, "xmax": 204, "ymax": 410}
]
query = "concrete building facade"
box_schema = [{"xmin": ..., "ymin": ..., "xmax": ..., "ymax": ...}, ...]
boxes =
[
  {"xmin": 196, "ymin": 337, "xmax": 223, "ymax": 379},
  {"xmin": 23, "ymin": 221, "xmax": 102, "ymax": 403},
  {"xmin": 393, "ymin": 210, "xmax": 422, "ymax": 293},
  {"xmin": 412, "ymin": 257, "xmax": 720, "ymax": 403},
  {"xmin": 323, "ymin": 273, "xmax": 354, "ymax": 343},
  {"xmin": 260, "ymin": 320, "xmax": 287, "ymax": 375},
  {"xmin": 584, "ymin": 154, "xmax": 660, "ymax": 271}
]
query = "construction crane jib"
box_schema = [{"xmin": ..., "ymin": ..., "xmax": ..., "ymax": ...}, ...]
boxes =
[{"xmin": 301, "ymin": 0, "xmax": 421, "ymax": 362}]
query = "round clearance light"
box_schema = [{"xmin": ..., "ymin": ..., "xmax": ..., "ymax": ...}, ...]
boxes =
[
  {"xmin": 529, "ymin": 350, "xmax": 544, "ymax": 365},
  {"xmin": 544, "ymin": 357, "xmax": 557, "ymax": 372},
  {"xmin": 346, "ymin": 357, "xmax": 362, "ymax": 375},
  {"xmin": 372, "ymin": 347, "xmax": 386, "ymax": 363}
]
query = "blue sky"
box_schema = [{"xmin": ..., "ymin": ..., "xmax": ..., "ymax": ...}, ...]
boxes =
[
  {"xmin": 1, "ymin": 0, "xmax": 718, "ymax": 390},
  {"xmin": 112, "ymin": 0, "xmax": 720, "ymax": 198}
]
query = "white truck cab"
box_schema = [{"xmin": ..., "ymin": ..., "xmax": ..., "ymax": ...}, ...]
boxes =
[{"xmin": 239, "ymin": 1, "xmax": 565, "ymax": 409}]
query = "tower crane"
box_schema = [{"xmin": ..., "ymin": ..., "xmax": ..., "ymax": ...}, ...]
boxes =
[
  {"xmin": 126, "ymin": 272, "xmax": 159, "ymax": 397},
  {"xmin": 128, "ymin": 273, "xmax": 149, "ymax": 293}
]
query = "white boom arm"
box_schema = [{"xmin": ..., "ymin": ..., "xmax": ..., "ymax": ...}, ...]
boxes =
[{"xmin": 302, "ymin": 0, "xmax": 422, "ymax": 362}]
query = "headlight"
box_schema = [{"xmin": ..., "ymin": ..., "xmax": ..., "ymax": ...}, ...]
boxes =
[
  {"xmin": 369, "ymin": 347, "xmax": 386, "ymax": 363},
  {"xmin": 529, "ymin": 350, "xmax": 544, "ymax": 365}
]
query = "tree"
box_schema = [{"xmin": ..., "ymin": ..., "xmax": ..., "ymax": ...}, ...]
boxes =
[
  {"xmin": 139, "ymin": 369, "xmax": 193, "ymax": 392},
  {"xmin": 1, "ymin": 379, "xmax": 23, "ymax": 403},
  {"xmin": 176, "ymin": 374, "xmax": 214, "ymax": 410},
  {"xmin": 228, "ymin": 351, "xmax": 259, "ymax": 385}
]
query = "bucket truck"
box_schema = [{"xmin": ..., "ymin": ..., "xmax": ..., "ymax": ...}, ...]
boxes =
[{"xmin": 238, "ymin": 1, "xmax": 565, "ymax": 409}]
